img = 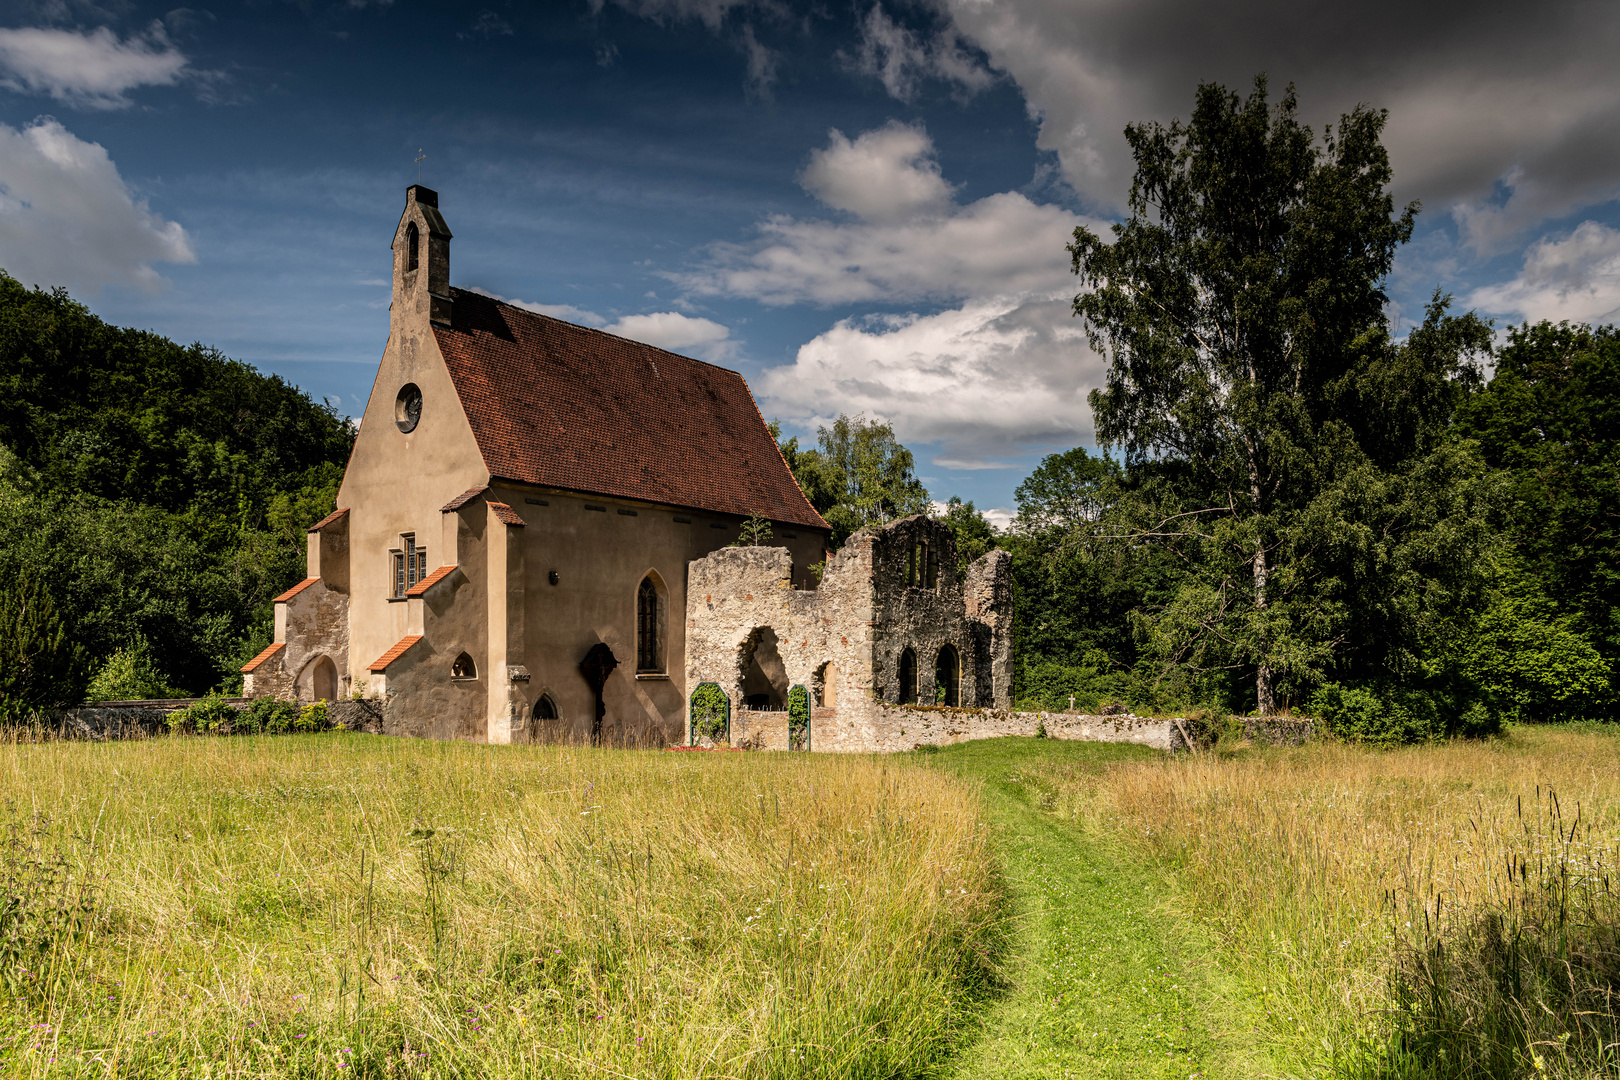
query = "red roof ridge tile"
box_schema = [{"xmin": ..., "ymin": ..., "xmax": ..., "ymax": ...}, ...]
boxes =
[
  {"xmin": 367, "ymin": 634, "xmax": 423, "ymax": 673},
  {"xmin": 307, "ymin": 507, "xmax": 349, "ymax": 532},
  {"xmin": 274, "ymin": 578, "xmax": 320, "ymax": 603},
  {"xmin": 441, "ymin": 487, "xmax": 488, "ymax": 512},
  {"xmin": 240, "ymin": 642, "xmax": 284, "ymax": 673},
  {"xmin": 487, "ymin": 501, "xmax": 526, "ymax": 526},
  {"xmin": 405, "ymin": 564, "xmax": 458, "ymax": 597}
]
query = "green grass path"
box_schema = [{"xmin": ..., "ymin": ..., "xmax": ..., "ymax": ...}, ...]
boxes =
[{"xmin": 920, "ymin": 739, "xmax": 1268, "ymax": 1080}]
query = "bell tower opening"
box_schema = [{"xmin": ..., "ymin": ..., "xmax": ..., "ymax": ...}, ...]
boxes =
[{"xmin": 393, "ymin": 185, "xmax": 454, "ymax": 327}]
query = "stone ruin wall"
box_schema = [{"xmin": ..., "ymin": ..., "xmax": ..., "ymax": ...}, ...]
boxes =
[{"xmin": 684, "ymin": 516, "xmax": 1019, "ymax": 752}]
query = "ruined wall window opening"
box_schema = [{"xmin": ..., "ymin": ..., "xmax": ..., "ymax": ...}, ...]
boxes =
[
  {"xmin": 925, "ymin": 543, "xmax": 940, "ymax": 590},
  {"xmin": 451, "ymin": 652, "xmax": 477, "ymax": 680},
  {"xmin": 934, "ymin": 644, "xmax": 960, "ymax": 707},
  {"xmin": 813, "ymin": 661, "xmax": 837, "ymax": 708},
  {"xmin": 405, "ymin": 221, "xmax": 419, "ymax": 272},
  {"xmin": 906, "ymin": 542, "xmax": 918, "ymax": 586},
  {"xmin": 898, "ymin": 647, "xmax": 918, "ymax": 705},
  {"xmin": 636, "ymin": 574, "xmax": 663, "ymax": 673}
]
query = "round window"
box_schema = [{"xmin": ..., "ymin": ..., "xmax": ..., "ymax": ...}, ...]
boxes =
[{"xmin": 395, "ymin": 383, "xmax": 422, "ymax": 433}]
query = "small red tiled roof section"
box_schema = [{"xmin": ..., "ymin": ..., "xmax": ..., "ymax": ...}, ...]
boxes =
[
  {"xmin": 368, "ymin": 634, "xmax": 424, "ymax": 673},
  {"xmin": 433, "ymin": 288, "xmax": 829, "ymax": 531},
  {"xmin": 240, "ymin": 642, "xmax": 284, "ymax": 673},
  {"xmin": 274, "ymin": 578, "xmax": 320, "ymax": 603},
  {"xmin": 487, "ymin": 501, "xmax": 526, "ymax": 527},
  {"xmin": 405, "ymin": 564, "xmax": 458, "ymax": 597},
  {"xmin": 307, "ymin": 507, "xmax": 349, "ymax": 532},
  {"xmin": 441, "ymin": 487, "xmax": 488, "ymax": 513}
]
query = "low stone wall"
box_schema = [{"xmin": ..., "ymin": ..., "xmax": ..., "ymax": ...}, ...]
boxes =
[
  {"xmin": 1242, "ymin": 715, "xmax": 1315, "ymax": 746},
  {"xmin": 732, "ymin": 708, "xmax": 791, "ymax": 751},
  {"xmin": 810, "ymin": 703, "xmax": 1193, "ymax": 753},
  {"xmin": 36, "ymin": 698, "xmax": 384, "ymax": 740}
]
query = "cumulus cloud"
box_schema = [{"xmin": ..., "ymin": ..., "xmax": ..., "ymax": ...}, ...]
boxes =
[
  {"xmin": 760, "ymin": 295, "xmax": 1101, "ymax": 465},
  {"xmin": 0, "ymin": 24, "xmax": 189, "ymax": 109},
  {"xmin": 1466, "ymin": 221, "xmax": 1620, "ymax": 327},
  {"xmin": 602, "ymin": 310, "xmax": 734, "ymax": 361},
  {"xmin": 927, "ymin": 0, "xmax": 1620, "ymax": 243},
  {"xmin": 0, "ymin": 118, "xmax": 194, "ymax": 294},
  {"xmin": 681, "ymin": 123, "xmax": 1088, "ymax": 305},
  {"xmin": 848, "ymin": 3, "xmax": 995, "ymax": 102},
  {"xmin": 477, "ymin": 290, "xmax": 608, "ymax": 326},
  {"xmin": 799, "ymin": 122, "xmax": 954, "ymax": 222}
]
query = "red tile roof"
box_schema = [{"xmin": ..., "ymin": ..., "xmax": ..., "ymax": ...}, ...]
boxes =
[
  {"xmin": 440, "ymin": 487, "xmax": 488, "ymax": 512},
  {"xmin": 274, "ymin": 578, "xmax": 319, "ymax": 603},
  {"xmin": 433, "ymin": 288, "xmax": 828, "ymax": 531},
  {"xmin": 487, "ymin": 501, "xmax": 526, "ymax": 526},
  {"xmin": 405, "ymin": 564, "xmax": 458, "ymax": 597},
  {"xmin": 240, "ymin": 642, "xmax": 284, "ymax": 673},
  {"xmin": 368, "ymin": 634, "xmax": 424, "ymax": 672},
  {"xmin": 308, "ymin": 507, "xmax": 349, "ymax": 532}
]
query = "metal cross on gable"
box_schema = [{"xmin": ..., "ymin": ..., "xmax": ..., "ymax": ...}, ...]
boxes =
[{"xmin": 415, "ymin": 148, "xmax": 426, "ymax": 183}]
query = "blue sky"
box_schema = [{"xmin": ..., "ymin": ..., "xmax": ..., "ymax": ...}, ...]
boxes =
[{"xmin": 1, "ymin": 0, "xmax": 1618, "ymax": 524}]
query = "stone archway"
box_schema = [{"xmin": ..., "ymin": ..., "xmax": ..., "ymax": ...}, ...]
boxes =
[
  {"xmin": 298, "ymin": 655, "xmax": 338, "ymax": 703},
  {"xmin": 736, "ymin": 627, "xmax": 788, "ymax": 710}
]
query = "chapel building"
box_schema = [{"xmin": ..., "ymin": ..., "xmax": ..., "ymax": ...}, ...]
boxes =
[{"xmin": 240, "ymin": 185, "xmax": 831, "ymax": 745}]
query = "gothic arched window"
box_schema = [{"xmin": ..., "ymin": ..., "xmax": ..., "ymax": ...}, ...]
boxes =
[
  {"xmin": 898, "ymin": 647, "xmax": 917, "ymax": 705},
  {"xmin": 534, "ymin": 694, "xmax": 558, "ymax": 721},
  {"xmin": 637, "ymin": 576, "xmax": 661, "ymax": 672},
  {"xmin": 405, "ymin": 221, "xmax": 420, "ymax": 272},
  {"xmin": 451, "ymin": 652, "xmax": 476, "ymax": 680}
]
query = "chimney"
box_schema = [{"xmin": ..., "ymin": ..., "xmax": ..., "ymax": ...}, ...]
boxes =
[{"xmin": 392, "ymin": 185, "xmax": 454, "ymax": 327}]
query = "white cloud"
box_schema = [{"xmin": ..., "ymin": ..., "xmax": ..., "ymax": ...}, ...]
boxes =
[
  {"xmin": 0, "ymin": 118, "xmax": 194, "ymax": 294},
  {"xmin": 1466, "ymin": 221, "xmax": 1620, "ymax": 327},
  {"xmin": 602, "ymin": 310, "xmax": 734, "ymax": 361},
  {"xmin": 681, "ymin": 123, "xmax": 1089, "ymax": 305},
  {"xmin": 0, "ymin": 24, "xmax": 188, "ymax": 109},
  {"xmin": 760, "ymin": 294, "xmax": 1101, "ymax": 464},
  {"xmin": 849, "ymin": 3, "xmax": 995, "ymax": 103},
  {"xmin": 931, "ymin": 499, "xmax": 1013, "ymax": 530},
  {"xmin": 799, "ymin": 122, "xmax": 954, "ymax": 222},
  {"xmin": 488, "ymin": 293, "xmax": 607, "ymax": 326}
]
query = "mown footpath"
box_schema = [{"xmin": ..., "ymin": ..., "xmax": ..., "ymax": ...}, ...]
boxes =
[{"xmin": 918, "ymin": 738, "xmax": 1275, "ymax": 1080}]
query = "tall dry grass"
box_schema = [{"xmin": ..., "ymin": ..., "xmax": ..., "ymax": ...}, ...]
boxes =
[
  {"xmin": 0, "ymin": 734, "xmax": 1000, "ymax": 1078},
  {"xmin": 1035, "ymin": 727, "xmax": 1620, "ymax": 1078}
]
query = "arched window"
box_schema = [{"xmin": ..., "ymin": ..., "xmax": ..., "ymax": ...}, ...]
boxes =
[
  {"xmin": 534, "ymin": 694, "xmax": 558, "ymax": 721},
  {"xmin": 637, "ymin": 576, "xmax": 661, "ymax": 672},
  {"xmin": 934, "ymin": 645, "xmax": 960, "ymax": 707},
  {"xmin": 897, "ymin": 647, "xmax": 917, "ymax": 705},
  {"xmin": 451, "ymin": 652, "xmax": 477, "ymax": 680},
  {"xmin": 405, "ymin": 221, "xmax": 419, "ymax": 272}
]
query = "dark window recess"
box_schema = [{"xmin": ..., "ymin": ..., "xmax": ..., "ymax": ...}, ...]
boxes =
[
  {"xmin": 711, "ymin": 523, "xmax": 726, "ymax": 529},
  {"xmin": 524, "ymin": 498, "xmax": 548, "ymax": 506},
  {"xmin": 674, "ymin": 516, "xmax": 692, "ymax": 524},
  {"xmin": 584, "ymin": 504, "xmax": 606, "ymax": 512},
  {"xmin": 617, "ymin": 508, "xmax": 637, "ymax": 516},
  {"xmin": 637, "ymin": 577, "xmax": 660, "ymax": 672}
]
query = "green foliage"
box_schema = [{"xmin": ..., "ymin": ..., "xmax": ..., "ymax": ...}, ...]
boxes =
[
  {"xmin": 936, "ymin": 496, "xmax": 996, "ymax": 576},
  {"xmin": 777, "ymin": 414, "xmax": 930, "ymax": 547},
  {"xmin": 0, "ymin": 568, "xmax": 86, "ymax": 719},
  {"xmin": 0, "ymin": 271, "xmax": 353, "ymax": 697},
  {"xmin": 296, "ymin": 700, "xmax": 329, "ymax": 731},
  {"xmin": 787, "ymin": 684, "xmax": 809, "ymax": 749},
  {"xmin": 168, "ymin": 692, "xmax": 237, "ymax": 734},
  {"xmin": 1455, "ymin": 322, "xmax": 1620, "ymax": 677},
  {"xmin": 730, "ymin": 513, "xmax": 774, "ymax": 547},
  {"xmin": 1069, "ymin": 76, "xmax": 1496, "ymax": 719},
  {"xmin": 83, "ymin": 638, "xmax": 182, "ymax": 702},
  {"xmin": 240, "ymin": 696, "xmax": 299, "ymax": 734},
  {"xmin": 1459, "ymin": 571, "xmax": 1612, "ymax": 725},
  {"xmin": 689, "ymin": 682, "xmax": 729, "ymax": 742}
]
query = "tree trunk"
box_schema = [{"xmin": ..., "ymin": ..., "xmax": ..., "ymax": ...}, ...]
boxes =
[{"xmin": 1252, "ymin": 538, "xmax": 1275, "ymax": 715}]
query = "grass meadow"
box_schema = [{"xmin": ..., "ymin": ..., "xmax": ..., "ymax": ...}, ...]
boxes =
[
  {"xmin": 1023, "ymin": 725, "xmax": 1620, "ymax": 1079},
  {"xmin": 0, "ymin": 735, "xmax": 1000, "ymax": 1079}
]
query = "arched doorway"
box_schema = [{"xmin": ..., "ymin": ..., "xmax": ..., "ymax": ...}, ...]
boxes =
[
  {"xmin": 299, "ymin": 655, "xmax": 338, "ymax": 703},
  {"xmin": 737, "ymin": 627, "xmax": 788, "ymax": 710},
  {"xmin": 897, "ymin": 648, "xmax": 917, "ymax": 705},
  {"xmin": 934, "ymin": 645, "xmax": 960, "ymax": 707}
]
